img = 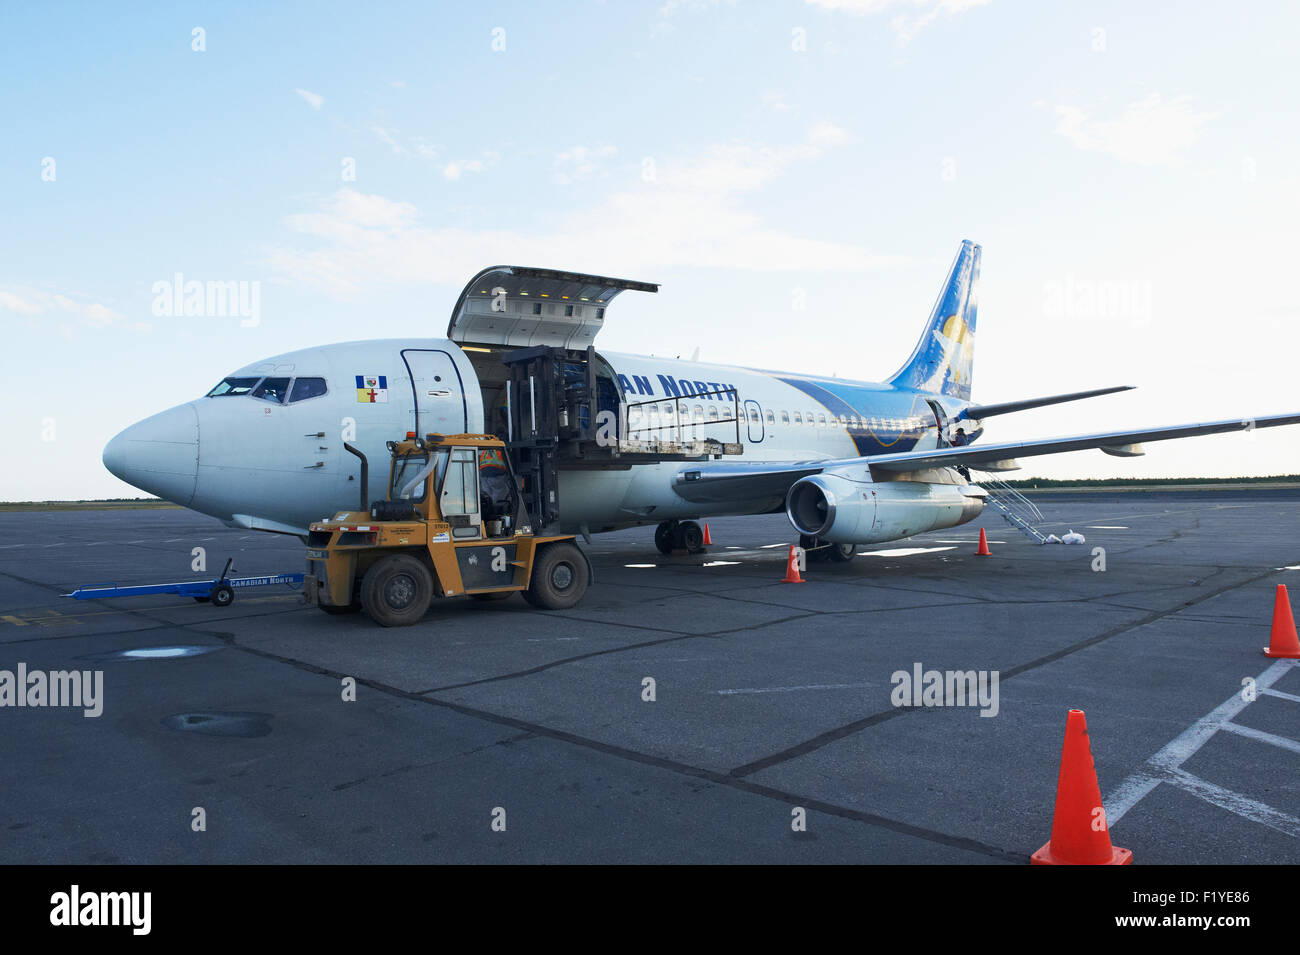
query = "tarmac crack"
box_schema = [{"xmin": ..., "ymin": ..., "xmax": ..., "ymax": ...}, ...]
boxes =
[
  {"xmin": 726, "ymin": 563, "xmax": 1283, "ymax": 779},
  {"xmin": 218, "ymin": 636, "xmax": 1022, "ymax": 863}
]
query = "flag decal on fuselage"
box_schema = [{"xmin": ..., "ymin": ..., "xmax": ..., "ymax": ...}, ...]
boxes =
[{"xmin": 355, "ymin": 375, "xmax": 388, "ymax": 403}]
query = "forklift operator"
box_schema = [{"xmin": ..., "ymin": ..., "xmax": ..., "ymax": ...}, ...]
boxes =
[{"xmin": 478, "ymin": 446, "xmax": 513, "ymax": 529}]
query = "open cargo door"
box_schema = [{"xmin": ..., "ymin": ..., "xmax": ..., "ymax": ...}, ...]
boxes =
[{"xmin": 447, "ymin": 266, "xmax": 659, "ymax": 349}]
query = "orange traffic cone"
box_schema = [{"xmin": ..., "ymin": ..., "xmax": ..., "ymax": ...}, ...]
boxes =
[
  {"xmin": 782, "ymin": 545, "xmax": 805, "ymax": 584},
  {"xmin": 1031, "ymin": 709, "xmax": 1132, "ymax": 865},
  {"xmin": 1264, "ymin": 584, "xmax": 1300, "ymax": 658},
  {"xmin": 975, "ymin": 527, "xmax": 992, "ymax": 556},
  {"xmin": 702, "ymin": 523, "xmax": 713, "ymax": 546}
]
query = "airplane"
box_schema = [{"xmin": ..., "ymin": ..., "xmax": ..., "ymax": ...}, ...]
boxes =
[{"xmin": 102, "ymin": 240, "xmax": 1300, "ymax": 561}]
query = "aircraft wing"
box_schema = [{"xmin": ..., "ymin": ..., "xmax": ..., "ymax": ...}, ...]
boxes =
[{"xmin": 673, "ymin": 412, "xmax": 1300, "ymax": 502}]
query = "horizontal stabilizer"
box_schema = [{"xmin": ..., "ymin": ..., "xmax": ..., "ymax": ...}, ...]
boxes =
[{"xmin": 960, "ymin": 385, "xmax": 1134, "ymax": 420}]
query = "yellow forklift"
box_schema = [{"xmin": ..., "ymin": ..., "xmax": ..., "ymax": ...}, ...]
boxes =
[{"xmin": 303, "ymin": 433, "xmax": 591, "ymax": 626}]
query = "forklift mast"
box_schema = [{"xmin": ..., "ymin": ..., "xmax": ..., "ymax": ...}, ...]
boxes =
[{"xmin": 502, "ymin": 344, "xmax": 600, "ymax": 535}]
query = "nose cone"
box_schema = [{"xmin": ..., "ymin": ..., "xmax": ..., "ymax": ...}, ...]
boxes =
[{"xmin": 103, "ymin": 404, "xmax": 199, "ymax": 506}]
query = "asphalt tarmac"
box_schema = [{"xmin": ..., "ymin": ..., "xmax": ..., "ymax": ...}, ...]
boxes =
[{"xmin": 2, "ymin": 493, "xmax": 1297, "ymax": 863}]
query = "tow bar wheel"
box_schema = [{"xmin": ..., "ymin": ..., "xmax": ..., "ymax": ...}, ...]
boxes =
[
  {"xmin": 523, "ymin": 542, "xmax": 589, "ymax": 610},
  {"xmin": 361, "ymin": 553, "xmax": 434, "ymax": 627},
  {"xmin": 210, "ymin": 584, "xmax": 235, "ymax": 607}
]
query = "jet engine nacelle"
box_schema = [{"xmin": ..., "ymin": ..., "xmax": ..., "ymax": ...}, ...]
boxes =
[{"xmin": 785, "ymin": 471, "xmax": 986, "ymax": 544}]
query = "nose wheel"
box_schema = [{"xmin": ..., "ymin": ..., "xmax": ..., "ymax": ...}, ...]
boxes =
[{"xmin": 655, "ymin": 520, "xmax": 707, "ymax": 555}]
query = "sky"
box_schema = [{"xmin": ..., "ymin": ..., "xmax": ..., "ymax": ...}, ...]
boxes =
[{"xmin": 4, "ymin": 0, "xmax": 1299, "ymax": 501}]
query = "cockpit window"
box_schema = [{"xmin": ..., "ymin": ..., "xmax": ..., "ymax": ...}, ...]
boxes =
[
  {"xmin": 252, "ymin": 377, "xmax": 291, "ymax": 403},
  {"xmin": 206, "ymin": 377, "xmax": 262, "ymax": 397},
  {"xmin": 289, "ymin": 377, "xmax": 328, "ymax": 403}
]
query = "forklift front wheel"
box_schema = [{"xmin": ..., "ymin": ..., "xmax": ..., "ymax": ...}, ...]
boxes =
[
  {"xmin": 523, "ymin": 542, "xmax": 589, "ymax": 610},
  {"xmin": 210, "ymin": 584, "xmax": 235, "ymax": 608},
  {"xmin": 361, "ymin": 554, "xmax": 434, "ymax": 627}
]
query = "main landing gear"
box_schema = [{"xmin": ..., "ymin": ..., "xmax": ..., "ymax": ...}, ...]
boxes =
[
  {"xmin": 655, "ymin": 519, "xmax": 707, "ymax": 555},
  {"xmin": 799, "ymin": 533, "xmax": 856, "ymax": 563}
]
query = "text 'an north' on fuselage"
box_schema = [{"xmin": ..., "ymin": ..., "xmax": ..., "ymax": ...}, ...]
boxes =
[{"xmin": 102, "ymin": 244, "xmax": 1300, "ymax": 551}]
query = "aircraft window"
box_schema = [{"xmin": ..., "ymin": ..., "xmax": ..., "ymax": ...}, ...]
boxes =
[
  {"xmin": 792, "ymin": 412, "xmax": 802, "ymax": 424},
  {"xmin": 694, "ymin": 405, "xmax": 703, "ymax": 419},
  {"xmin": 252, "ymin": 378, "xmax": 291, "ymax": 403},
  {"xmin": 818, "ymin": 414, "xmax": 827, "ymax": 426},
  {"xmin": 289, "ymin": 377, "xmax": 328, "ymax": 403},
  {"xmin": 206, "ymin": 376, "xmax": 262, "ymax": 397},
  {"xmin": 766, "ymin": 410, "xmax": 775, "ymax": 424},
  {"xmin": 749, "ymin": 409, "xmax": 760, "ymax": 423},
  {"xmin": 708, "ymin": 406, "xmax": 719, "ymax": 421},
  {"xmin": 781, "ymin": 411, "xmax": 790, "ymax": 424},
  {"xmin": 808, "ymin": 411, "xmax": 816, "ymax": 425}
]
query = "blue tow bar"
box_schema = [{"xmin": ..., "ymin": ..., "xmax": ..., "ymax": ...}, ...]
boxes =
[{"xmin": 61, "ymin": 558, "xmax": 304, "ymax": 607}]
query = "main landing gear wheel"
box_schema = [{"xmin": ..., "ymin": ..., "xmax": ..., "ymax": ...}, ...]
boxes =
[
  {"xmin": 523, "ymin": 542, "xmax": 590, "ymax": 610},
  {"xmin": 677, "ymin": 520, "xmax": 705, "ymax": 554},
  {"xmin": 798, "ymin": 535, "xmax": 855, "ymax": 563},
  {"xmin": 361, "ymin": 554, "xmax": 434, "ymax": 627},
  {"xmin": 655, "ymin": 521, "xmax": 677, "ymax": 555},
  {"xmin": 826, "ymin": 542, "xmax": 857, "ymax": 563}
]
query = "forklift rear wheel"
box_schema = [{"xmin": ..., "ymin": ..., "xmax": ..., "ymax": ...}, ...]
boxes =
[
  {"xmin": 361, "ymin": 554, "xmax": 434, "ymax": 627},
  {"xmin": 523, "ymin": 542, "xmax": 589, "ymax": 610},
  {"xmin": 210, "ymin": 584, "xmax": 235, "ymax": 607},
  {"xmin": 654, "ymin": 521, "xmax": 676, "ymax": 555},
  {"xmin": 677, "ymin": 521, "xmax": 705, "ymax": 554}
]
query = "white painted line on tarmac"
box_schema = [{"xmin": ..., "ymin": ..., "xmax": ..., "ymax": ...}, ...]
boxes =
[
  {"xmin": 716, "ymin": 682, "xmax": 873, "ymax": 696},
  {"xmin": 1106, "ymin": 659, "xmax": 1299, "ymax": 830},
  {"xmin": 859, "ymin": 546, "xmax": 956, "ymax": 557},
  {"xmin": 1262, "ymin": 688, "xmax": 1300, "ymax": 703},
  {"xmin": 702, "ymin": 560, "xmax": 741, "ymax": 567},
  {"xmin": 1219, "ymin": 721, "xmax": 1300, "ymax": 755},
  {"xmin": 1164, "ymin": 768, "xmax": 1300, "ymax": 838}
]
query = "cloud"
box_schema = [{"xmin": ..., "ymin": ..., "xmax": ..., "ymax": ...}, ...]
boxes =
[
  {"xmin": 804, "ymin": 0, "xmax": 989, "ymax": 41},
  {"xmin": 442, "ymin": 150, "xmax": 500, "ymax": 181},
  {"xmin": 762, "ymin": 91, "xmax": 794, "ymax": 113},
  {"xmin": 294, "ymin": 88, "xmax": 324, "ymax": 110},
  {"xmin": 1052, "ymin": 93, "xmax": 1214, "ymax": 165},
  {"xmin": 0, "ymin": 288, "xmax": 124, "ymax": 327},
  {"xmin": 263, "ymin": 125, "xmax": 901, "ymax": 295},
  {"xmin": 370, "ymin": 125, "xmax": 406, "ymax": 155},
  {"xmin": 554, "ymin": 144, "xmax": 617, "ymax": 184}
]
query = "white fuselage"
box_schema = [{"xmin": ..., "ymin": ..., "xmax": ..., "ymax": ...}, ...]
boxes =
[{"xmin": 103, "ymin": 337, "xmax": 973, "ymax": 539}]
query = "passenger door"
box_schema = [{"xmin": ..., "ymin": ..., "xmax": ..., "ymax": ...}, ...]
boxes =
[
  {"xmin": 744, "ymin": 399, "xmax": 765, "ymax": 444},
  {"xmin": 402, "ymin": 349, "xmax": 468, "ymax": 437}
]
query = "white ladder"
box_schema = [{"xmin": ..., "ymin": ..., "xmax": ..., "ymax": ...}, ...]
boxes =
[{"xmin": 980, "ymin": 477, "xmax": 1050, "ymax": 544}]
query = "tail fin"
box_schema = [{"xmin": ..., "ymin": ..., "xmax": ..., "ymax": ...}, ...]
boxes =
[{"xmin": 887, "ymin": 240, "xmax": 980, "ymax": 400}]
